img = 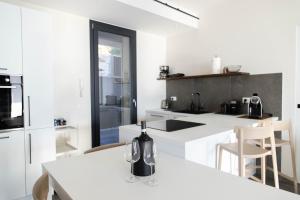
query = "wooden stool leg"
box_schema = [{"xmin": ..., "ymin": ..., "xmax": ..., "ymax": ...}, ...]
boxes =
[
  {"xmin": 261, "ymin": 156, "xmax": 266, "ymax": 185},
  {"xmin": 217, "ymin": 146, "xmax": 223, "ymax": 170},
  {"xmin": 289, "ymin": 141, "xmax": 298, "ymax": 193},
  {"xmin": 216, "ymin": 145, "xmax": 219, "ymax": 169},
  {"xmin": 239, "ymin": 156, "xmax": 245, "ymax": 177},
  {"xmin": 270, "ymin": 141, "xmax": 279, "ymax": 189}
]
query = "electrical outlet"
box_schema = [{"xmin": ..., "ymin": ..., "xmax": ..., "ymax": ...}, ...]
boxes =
[
  {"xmin": 170, "ymin": 96, "xmax": 177, "ymax": 101},
  {"xmin": 242, "ymin": 97, "xmax": 250, "ymax": 104}
]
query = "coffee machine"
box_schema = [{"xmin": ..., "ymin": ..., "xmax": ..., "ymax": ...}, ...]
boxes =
[
  {"xmin": 248, "ymin": 93, "xmax": 263, "ymax": 118},
  {"xmin": 159, "ymin": 65, "xmax": 169, "ymax": 79}
]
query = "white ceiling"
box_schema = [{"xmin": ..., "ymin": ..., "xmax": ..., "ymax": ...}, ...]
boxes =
[{"xmin": 14, "ymin": 0, "xmax": 201, "ymax": 36}]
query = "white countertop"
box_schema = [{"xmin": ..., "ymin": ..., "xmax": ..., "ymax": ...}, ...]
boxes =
[
  {"xmin": 43, "ymin": 147, "xmax": 300, "ymax": 200},
  {"xmin": 121, "ymin": 112, "xmax": 262, "ymax": 144}
]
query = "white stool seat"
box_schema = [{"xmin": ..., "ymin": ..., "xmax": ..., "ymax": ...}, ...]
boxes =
[
  {"xmin": 253, "ymin": 138, "xmax": 289, "ymax": 147},
  {"xmin": 220, "ymin": 143, "xmax": 271, "ymax": 158}
]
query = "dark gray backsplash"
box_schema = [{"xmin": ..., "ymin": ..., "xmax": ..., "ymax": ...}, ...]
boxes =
[{"xmin": 167, "ymin": 73, "xmax": 282, "ymax": 118}]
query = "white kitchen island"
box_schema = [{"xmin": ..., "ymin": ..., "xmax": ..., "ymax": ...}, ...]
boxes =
[
  {"xmin": 43, "ymin": 147, "xmax": 300, "ymax": 200},
  {"xmin": 120, "ymin": 111, "xmax": 273, "ymax": 175}
]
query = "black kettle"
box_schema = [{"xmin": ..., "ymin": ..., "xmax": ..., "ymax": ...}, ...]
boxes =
[{"xmin": 132, "ymin": 121, "xmax": 155, "ymax": 176}]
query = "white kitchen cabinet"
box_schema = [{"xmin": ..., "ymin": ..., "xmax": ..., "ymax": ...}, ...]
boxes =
[
  {"xmin": 25, "ymin": 128, "xmax": 56, "ymax": 194},
  {"xmin": 0, "ymin": 2, "xmax": 22, "ymax": 75},
  {"xmin": 146, "ymin": 112, "xmax": 171, "ymax": 121},
  {"xmin": 0, "ymin": 130, "xmax": 26, "ymax": 200},
  {"xmin": 22, "ymin": 8, "xmax": 54, "ymax": 130},
  {"xmin": 146, "ymin": 110, "xmax": 188, "ymax": 121}
]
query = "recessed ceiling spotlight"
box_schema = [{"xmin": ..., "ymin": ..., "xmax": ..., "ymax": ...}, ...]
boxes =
[{"xmin": 153, "ymin": 0, "xmax": 199, "ymax": 20}]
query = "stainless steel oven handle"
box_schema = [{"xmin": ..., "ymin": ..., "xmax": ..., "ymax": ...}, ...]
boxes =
[
  {"xmin": 0, "ymin": 136, "xmax": 9, "ymax": 140},
  {"xmin": 29, "ymin": 133, "xmax": 32, "ymax": 164},
  {"xmin": 0, "ymin": 86, "xmax": 17, "ymax": 89},
  {"xmin": 28, "ymin": 96, "xmax": 31, "ymax": 127}
]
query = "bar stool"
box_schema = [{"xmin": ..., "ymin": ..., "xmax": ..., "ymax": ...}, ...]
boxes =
[
  {"xmin": 253, "ymin": 120, "xmax": 298, "ymax": 193},
  {"xmin": 216, "ymin": 126, "xmax": 279, "ymax": 188}
]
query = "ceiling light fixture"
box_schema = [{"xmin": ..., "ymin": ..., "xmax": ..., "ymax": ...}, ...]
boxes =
[{"xmin": 153, "ymin": 0, "xmax": 199, "ymax": 20}]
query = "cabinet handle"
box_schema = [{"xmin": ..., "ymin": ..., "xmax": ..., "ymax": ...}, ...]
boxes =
[
  {"xmin": 28, "ymin": 96, "xmax": 31, "ymax": 126},
  {"xmin": 150, "ymin": 114, "xmax": 164, "ymax": 117},
  {"xmin": 29, "ymin": 133, "xmax": 32, "ymax": 164},
  {"xmin": 0, "ymin": 67, "xmax": 8, "ymax": 71},
  {"xmin": 0, "ymin": 136, "xmax": 9, "ymax": 140}
]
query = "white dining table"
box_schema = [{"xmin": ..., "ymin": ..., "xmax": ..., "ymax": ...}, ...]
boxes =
[{"xmin": 43, "ymin": 147, "xmax": 300, "ymax": 200}]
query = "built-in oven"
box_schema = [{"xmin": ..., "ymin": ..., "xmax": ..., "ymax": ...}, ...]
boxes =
[{"xmin": 0, "ymin": 75, "xmax": 23, "ymax": 130}]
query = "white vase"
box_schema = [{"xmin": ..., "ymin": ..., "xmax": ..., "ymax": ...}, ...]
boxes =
[{"xmin": 212, "ymin": 56, "xmax": 222, "ymax": 74}]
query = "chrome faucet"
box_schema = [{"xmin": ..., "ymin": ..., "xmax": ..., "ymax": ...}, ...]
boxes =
[{"xmin": 192, "ymin": 92, "xmax": 202, "ymax": 112}]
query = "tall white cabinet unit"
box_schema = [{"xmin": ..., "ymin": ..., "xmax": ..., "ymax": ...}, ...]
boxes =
[
  {"xmin": 22, "ymin": 7, "xmax": 54, "ymax": 130},
  {"xmin": 0, "ymin": 2, "xmax": 55, "ymax": 198},
  {"xmin": 0, "ymin": 2, "xmax": 22, "ymax": 75},
  {"xmin": 22, "ymin": 8, "xmax": 55, "ymax": 195}
]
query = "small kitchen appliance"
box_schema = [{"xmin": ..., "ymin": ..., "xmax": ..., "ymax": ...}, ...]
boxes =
[
  {"xmin": 132, "ymin": 121, "xmax": 155, "ymax": 176},
  {"xmin": 159, "ymin": 65, "xmax": 169, "ymax": 79},
  {"xmin": 161, "ymin": 99, "xmax": 170, "ymax": 110},
  {"xmin": 229, "ymin": 100, "xmax": 241, "ymax": 115},
  {"xmin": 248, "ymin": 93, "xmax": 263, "ymax": 118},
  {"xmin": 219, "ymin": 100, "xmax": 241, "ymax": 115},
  {"xmin": 220, "ymin": 102, "xmax": 229, "ymax": 114}
]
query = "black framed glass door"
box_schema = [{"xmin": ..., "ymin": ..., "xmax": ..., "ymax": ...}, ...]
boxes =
[{"xmin": 90, "ymin": 21, "xmax": 137, "ymax": 147}]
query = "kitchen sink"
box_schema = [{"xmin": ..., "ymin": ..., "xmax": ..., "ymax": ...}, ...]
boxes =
[{"xmin": 172, "ymin": 110, "xmax": 210, "ymax": 114}]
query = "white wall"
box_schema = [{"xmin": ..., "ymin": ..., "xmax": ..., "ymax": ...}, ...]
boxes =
[
  {"xmin": 51, "ymin": 16, "xmax": 166, "ymax": 150},
  {"xmin": 137, "ymin": 31, "xmax": 166, "ymax": 120},
  {"xmin": 166, "ymin": 0, "xmax": 300, "ymax": 176}
]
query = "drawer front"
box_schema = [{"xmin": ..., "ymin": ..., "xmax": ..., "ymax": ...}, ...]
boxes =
[
  {"xmin": 146, "ymin": 112, "xmax": 171, "ymax": 122},
  {"xmin": 0, "ymin": 130, "xmax": 26, "ymax": 200}
]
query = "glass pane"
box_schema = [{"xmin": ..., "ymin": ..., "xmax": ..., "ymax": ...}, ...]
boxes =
[{"xmin": 98, "ymin": 31, "xmax": 132, "ymax": 145}]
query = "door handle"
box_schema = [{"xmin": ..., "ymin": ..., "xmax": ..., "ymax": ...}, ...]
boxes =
[
  {"xmin": 29, "ymin": 133, "xmax": 32, "ymax": 164},
  {"xmin": 0, "ymin": 67, "xmax": 8, "ymax": 71},
  {"xmin": 132, "ymin": 98, "xmax": 137, "ymax": 108},
  {"xmin": 0, "ymin": 136, "xmax": 9, "ymax": 140},
  {"xmin": 0, "ymin": 86, "xmax": 16, "ymax": 89},
  {"xmin": 28, "ymin": 96, "xmax": 31, "ymax": 126},
  {"xmin": 298, "ymin": 104, "xmax": 300, "ymax": 109}
]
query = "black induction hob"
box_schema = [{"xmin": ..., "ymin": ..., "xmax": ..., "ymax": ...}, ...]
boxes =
[{"xmin": 146, "ymin": 120, "xmax": 205, "ymax": 132}]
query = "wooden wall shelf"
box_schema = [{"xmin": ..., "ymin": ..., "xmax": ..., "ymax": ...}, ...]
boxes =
[{"xmin": 157, "ymin": 72, "xmax": 250, "ymax": 81}]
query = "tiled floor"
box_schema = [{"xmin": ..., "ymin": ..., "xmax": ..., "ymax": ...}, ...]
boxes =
[{"xmin": 254, "ymin": 173, "xmax": 299, "ymax": 195}]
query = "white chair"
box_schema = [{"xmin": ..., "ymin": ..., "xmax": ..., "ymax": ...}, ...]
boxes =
[
  {"xmin": 216, "ymin": 126, "xmax": 279, "ymax": 188},
  {"xmin": 253, "ymin": 120, "xmax": 298, "ymax": 193}
]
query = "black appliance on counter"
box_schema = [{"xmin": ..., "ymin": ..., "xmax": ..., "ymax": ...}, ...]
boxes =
[
  {"xmin": 248, "ymin": 93, "xmax": 263, "ymax": 118},
  {"xmin": 133, "ymin": 121, "xmax": 155, "ymax": 177},
  {"xmin": 219, "ymin": 100, "xmax": 241, "ymax": 115},
  {"xmin": 0, "ymin": 75, "xmax": 23, "ymax": 130}
]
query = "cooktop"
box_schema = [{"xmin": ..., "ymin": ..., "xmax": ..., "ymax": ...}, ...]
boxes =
[{"xmin": 146, "ymin": 120, "xmax": 205, "ymax": 132}]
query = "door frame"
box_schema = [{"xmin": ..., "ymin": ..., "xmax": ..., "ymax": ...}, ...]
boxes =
[
  {"xmin": 90, "ymin": 20, "xmax": 137, "ymax": 147},
  {"xmin": 295, "ymin": 25, "xmax": 300, "ymax": 181}
]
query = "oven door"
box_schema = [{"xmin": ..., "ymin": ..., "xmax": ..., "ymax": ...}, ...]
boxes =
[{"xmin": 0, "ymin": 82, "xmax": 23, "ymax": 130}]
